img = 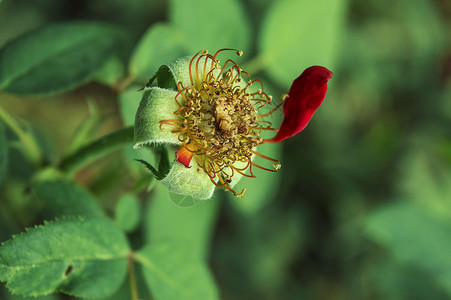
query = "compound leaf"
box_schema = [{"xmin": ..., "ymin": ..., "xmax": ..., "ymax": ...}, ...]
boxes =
[
  {"xmin": 259, "ymin": 0, "xmax": 347, "ymax": 87},
  {"xmin": 32, "ymin": 179, "xmax": 105, "ymax": 218},
  {"xmin": 135, "ymin": 243, "xmax": 219, "ymax": 300},
  {"xmin": 115, "ymin": 194, "xmax": 141, "ymax": 232},
  {"xmin": 170, "ymin": 0, "xmax": 250, "ymax": 53},
  {"xmin": 0, "ymin": 217, "xmax": 130, "ymax": 298},
  {"xmin": 0, "ymin": 22, "xmax": 124, "ymax": 95}
]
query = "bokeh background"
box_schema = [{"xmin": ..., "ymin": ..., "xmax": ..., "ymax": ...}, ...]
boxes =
[{"xmin": 1, "ymin": 0, "xmax": 451, "ymax": 299}]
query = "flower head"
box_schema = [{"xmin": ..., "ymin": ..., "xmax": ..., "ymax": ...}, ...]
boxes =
[{"xmin": 134, "ymin": 49, "xmax": 332, "ymax": 200}]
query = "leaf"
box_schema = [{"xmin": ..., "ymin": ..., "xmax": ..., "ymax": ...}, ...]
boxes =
[
  {"xmin": 145, "ymin": 183, "xmax": 219, "ymax": 259},
  {"xmin": 6, "ymin": 292, "xmax": 58, "ymax": 300},
  {"xmin": 259, "ymin": 0, "xmax": 347, "ymax": 86},
  {"xmin": 0, "ymin": 217, "xmax": 130, "ymax": 298},
  {"xmin": 0, "ymin": 22, "xmax": 124, "ymax": 95},
  {"xmin": 366, "ymin": 202, "xmax": 451, "ymax": 296},
  {"xmin": 135, "ymin": 243, "xmax": 219, "ymax": 300},
  {"xmin": 32, "ymin": 179, "xmax": 105, "ymax": 218},
  {"xmin": 129, "ymin": 23, "xmax": 187, "ymax": 82},
  {"xmin": 170, "ymin": 0, "xmax": 250, "ymax": 53},
  {"xmin": 102, "ymin": 265, "xmax": 151, "ymax": 300},
  {"xmin": 0, "ymin": 122, "xmax": 8, "ymax": 188},
  {"xmin": 93, "ymin": 55, "xmax": 125, "ymax": 87},
  {"xmin": 397, "ymin": 149, "xmax": 451, "ymax": 216},
  {"xmin": 115, "ymin": 194, "xmax": 141, "ymax": 232}
]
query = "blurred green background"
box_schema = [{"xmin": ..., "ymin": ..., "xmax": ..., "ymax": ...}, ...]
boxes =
[{"xmin": 1, "ymin": 0, "xmax": 451, "ymax": 299}]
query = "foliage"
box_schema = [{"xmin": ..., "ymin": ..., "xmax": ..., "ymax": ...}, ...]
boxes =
[{"xmin": 0, "ymin": 0, "xmax": 450, "ymax": 299}]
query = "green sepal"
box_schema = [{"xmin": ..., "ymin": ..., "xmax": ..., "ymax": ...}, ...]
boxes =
[
  {"xmin": 142, "ymin": 55, "xmax": 217, "ymax": 91},
  {"xmin": 161, "ymin": 160, "xmax": 215, "ymax": 200},
  {"xmin": 141, "ymin": 56, "xmax": 190, "ymax": 90},
  {"xmin": 135, "ymin": 159, "xmax": 164, "ymax": 180},
  {"xmin": 134, "ymin": 144, "xmax": 171, "ymax": 180},
  {"xmin": 133, "ymin": 87, "xmax": 182, "ymax": 148},
  {"xmin": 155, "ymin": 144, "xmax": 171, "ymax": 178},
  {"xmin": 142, "ymin": 65, "xmax": 177, "ymax": 90}
]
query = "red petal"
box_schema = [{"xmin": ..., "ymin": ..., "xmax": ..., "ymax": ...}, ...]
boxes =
[
  {"xmin": 176, "ymin": 145, "xmax": 193, "ymax": 168},
  {"xmin": 265, "ymin": 66, "xmax": 332, "ymax": 144}
]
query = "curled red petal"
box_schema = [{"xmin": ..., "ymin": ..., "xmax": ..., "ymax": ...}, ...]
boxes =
[
  {"xmin": 264, "ymin": 66, "xmax": 332, "ymax": 144},
  {"xmin": 176, "ymin": 145, "xmax": 193, "ymax": 168}
]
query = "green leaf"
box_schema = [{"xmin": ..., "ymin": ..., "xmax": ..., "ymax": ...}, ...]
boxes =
[
  {"xmin": 145, "ymin": 183, "xmax": 219, "ymax": 259},
  {"xmin": 6, "ymin": 293, "xmax": 58, "ymax": 300},
  {"xmin": 366, "ymin": 202, "xmax": 451, "ymax": 296},
  {"xmin": 93, "ymin": 55, "xmax": 125, "ymax": 87},
  {"xmin": 397, "ymin": 149, "xmax": 451, "ymax": 216},
  {"xmin": 115, "ymin": 194, "xmax": 141, "ymax": 232},
  {"xmin": 229, "ymin": 143, "xmax": 282, "ymax": 214},
  {"xmin": 170, "ymin": 0, "xmax": 250, "ymax": 53},
  {"xmin": 0, "ymin": 217, "xmax": 130, "ymax": 298},
  {"xmin": 259, "ymin": 0, "xmax": 347, "ymax": 86},
  {"xmin": 135, "ymin": 243, "xmax": 219, "ymax": 300},
  {"xmin": 102, "ymin": 266, "xmax": 151, "ymax": 300},
  {"xmin": 32, "ymin": 179, "xmax": 105, "ymax": 218},
  {"xmin": 0, "ymin": 22, "xmax": 124, "ymax": 95},
  {"xmin": 0, "ymin": 122, "xmax": 8, "ymax": 188},
  {"xmin": 130, "ymin": 23, "xmax": 187, "ymax": 82}
]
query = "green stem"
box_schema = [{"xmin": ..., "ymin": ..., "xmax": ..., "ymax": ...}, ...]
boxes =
[
  {"xmin": 114, "ymin": 73, "xmax": 136, "ymax": 93},
  {"xmin": 0, "ymin": 105, "xmax": 43, "ymax": 167},
  {"xmin": 128, "ymin": 254, "xmax": 139, "ymax": 300},
  {"xmin": 59, "ymin": 126, "xmax": 134, "ymax": 174}
]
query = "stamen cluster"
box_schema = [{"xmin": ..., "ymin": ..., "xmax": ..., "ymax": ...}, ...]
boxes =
[{"xmin": 160, "ymin": 49, "xmax": 279, "ymax": 196}]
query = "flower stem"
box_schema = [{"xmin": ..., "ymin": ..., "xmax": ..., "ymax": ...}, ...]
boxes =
[
  {"xmin": 114, "ymin": 73, "xmax": 136, "ymax": 93},
  {"xmin": 128, "ymin": 254, "xmax": 139, "ymax": 300},
  {"xmin": 0, "ymin": 105, "xmax": 43, "ymax": 167},
  {"xmin": 59, "ymin": 126, "xmax": 134, "ymax": 174}
]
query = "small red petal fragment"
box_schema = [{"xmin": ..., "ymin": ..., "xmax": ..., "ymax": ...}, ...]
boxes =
[
  {"xmin": 176, "ymin": 145, "xmax": 193, "ymax": 168},
  {"xmin": 264, "ymin": 66, "xmax": 332, "ymax": 144}
]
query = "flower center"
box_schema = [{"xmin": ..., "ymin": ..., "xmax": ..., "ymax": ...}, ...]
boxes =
[
  {"xmin": 182, "ymin": 73, "xmax": 262, "ymax": 164},
  {"xmin": 161, "ymin": 49, "xmax": 279, "ymax": 196}
]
